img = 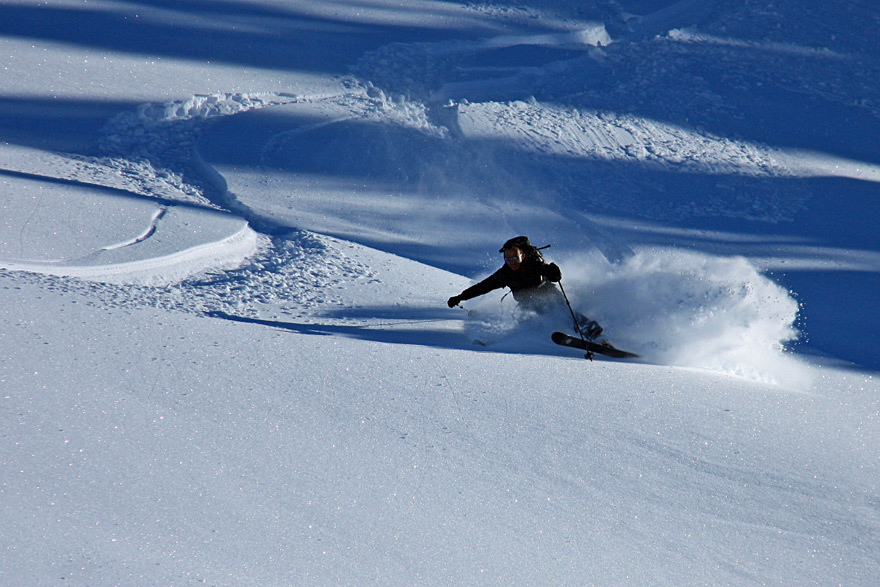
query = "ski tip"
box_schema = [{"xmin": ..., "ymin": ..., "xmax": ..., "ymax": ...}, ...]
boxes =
[{"xmin": 551, "ymin": 331, "xmax": 570, "ymax": 344}]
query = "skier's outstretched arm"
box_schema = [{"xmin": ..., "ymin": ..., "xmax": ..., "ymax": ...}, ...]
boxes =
[{"xmin": 447, "ymin": 268, "xmax": 506, "ymax": 307}]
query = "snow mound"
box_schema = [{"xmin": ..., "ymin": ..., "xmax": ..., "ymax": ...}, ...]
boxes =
[{"xmin": 0, "ymin": 172, "xmax": 258, "ymax": 285}]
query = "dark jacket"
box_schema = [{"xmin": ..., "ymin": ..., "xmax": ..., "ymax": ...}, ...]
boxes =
[{"xmin": 459, "ymin": 256, "xmax": 562, "ymax": 309}]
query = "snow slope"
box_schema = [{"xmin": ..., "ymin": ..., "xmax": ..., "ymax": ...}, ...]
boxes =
[
  {"xmin": 3, "ymin": 274, "xmax": 878, "ymax": 585},
  {"xmin": 1, "ymin": 0, "xmax": 879, "ymax": 584}
]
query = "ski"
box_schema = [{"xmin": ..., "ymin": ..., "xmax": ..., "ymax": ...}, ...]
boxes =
[{"xmin": 551, "ymin": 331, "xmax": 639, "ymax": 360}]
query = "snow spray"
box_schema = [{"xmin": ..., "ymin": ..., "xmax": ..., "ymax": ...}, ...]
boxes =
[{"xmin": 562, "ymin": 248, "xmax": 810, "ymax": 386}]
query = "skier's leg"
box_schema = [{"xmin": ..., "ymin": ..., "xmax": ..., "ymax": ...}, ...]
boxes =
[
  {"xmin": 575, "ymin": 312, "xmax": 603, "ymax": 340},
  {"xmin": 539, "ymin": 284, "xmax": 604, "ymax": 339}
]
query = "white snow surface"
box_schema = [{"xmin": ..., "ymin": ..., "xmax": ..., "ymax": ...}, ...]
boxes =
[{"xmin": 1, "ymin": 0, "xmax": 879, "ymax": 585}]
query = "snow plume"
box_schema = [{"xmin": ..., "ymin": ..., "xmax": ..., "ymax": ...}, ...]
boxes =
[{"xmin": 563, "ymin": 248, "xmax": 809, "ymax": 386}]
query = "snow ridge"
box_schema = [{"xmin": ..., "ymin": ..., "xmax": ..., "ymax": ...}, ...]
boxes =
[{"xmin": 99, "ymin": 92, "xmax": 300, "ymax": 187}]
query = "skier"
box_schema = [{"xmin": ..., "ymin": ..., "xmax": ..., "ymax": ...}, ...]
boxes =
[{"xmin": 447, "ymin": 236, "xmax": 604, "ymax": 339}]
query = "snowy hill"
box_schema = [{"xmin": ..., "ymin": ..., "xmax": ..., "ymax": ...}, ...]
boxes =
[{"xmin": 1, "ymin": 1, "xmax": 878, "ymax": 585}]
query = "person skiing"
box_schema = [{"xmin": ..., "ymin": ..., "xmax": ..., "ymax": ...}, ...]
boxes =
[{"xmin": 447, "ymin": 236, "xmax": 604, "ymax": 339}]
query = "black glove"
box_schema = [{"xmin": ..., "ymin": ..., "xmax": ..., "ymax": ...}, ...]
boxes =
[
  {"xmin": 545, "ymin": 262, "xmax": 562, "ymax": 282},
  {"xmin": 447, "ymin": 295, "xmax": 462, "ymax": 308}
]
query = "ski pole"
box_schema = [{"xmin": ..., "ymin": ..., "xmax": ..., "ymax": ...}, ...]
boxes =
[
  {"xmin": 558, "ymin": 280, "xmax": 587, "ymax": 344},
  {"xmin": 559, "ymin": 280, "xmax": 596, "ymax": 361}
]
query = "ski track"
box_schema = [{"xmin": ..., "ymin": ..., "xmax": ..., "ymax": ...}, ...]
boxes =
[
  {"xmin": 100, "ymin": 208, "xmax": 166, "ymax": 252},
  {"xmin": 95, "ymin": 95, "xmax": 793, "ymax": 373}
]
